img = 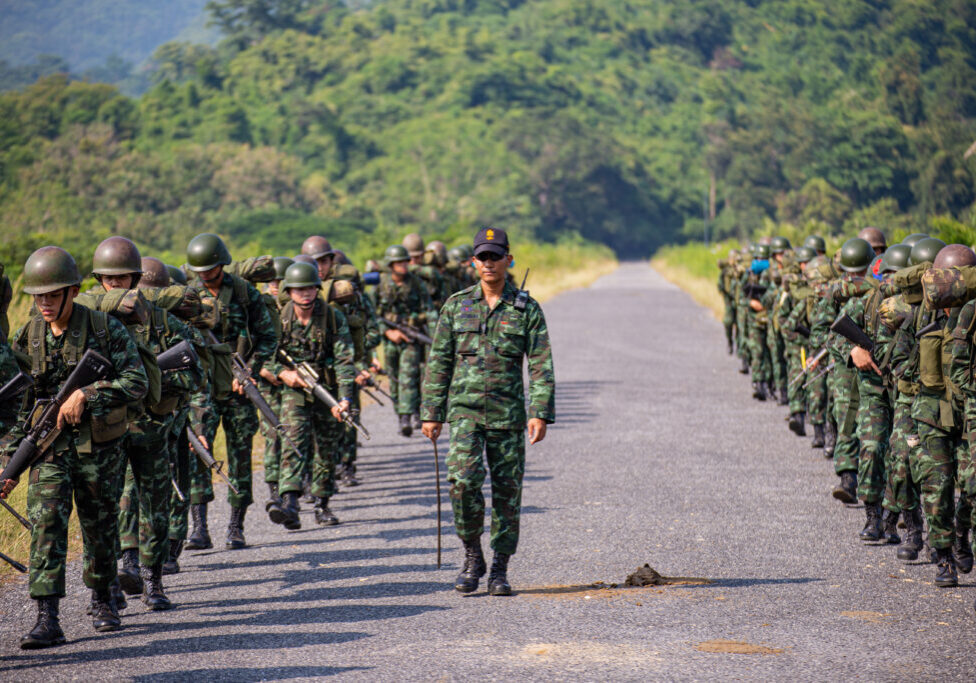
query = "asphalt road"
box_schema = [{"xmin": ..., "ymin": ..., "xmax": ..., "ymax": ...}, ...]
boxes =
[{"xmin": 1, "ymin": 262, "xmax": 975, "ymax": 681}]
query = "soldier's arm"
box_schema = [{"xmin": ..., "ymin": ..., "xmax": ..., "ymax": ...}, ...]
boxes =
[
  {"xmin": 950, "ymin": 301, "xmax": 976, "ymax": 394},
  {"xmin": 361, "ymin": 294, "xmax": 382, "ymax": 352},
  {"xmin": 419, "ymin": 299, "xmax": 456, "ymax": 423},
  {"xmin": 0, "ymin": 340, "xmax": 21, "ymax": 435},
  {"xmin": 162, "ymin": 313, "xmax": 203, "ymax": 393},
  {"xmin": 84, "ymin": 316, "xmax": 149, "ymax": 411},
  {"xmin": 829, "ymin": 296, "xmax": 863, "ymax": 363},
  {"xmin": 331, "ymin": 309, "xmax": 357, "ymax": 403},
  {"xmin": 525, "ymin": 300, "xmax": 556, "ymax": 424},
  {"xmin": 415, "ymin": 277, "xmax": 437, "ymax": 327},
  {"xmin": 245, "ymin": 281, "xmax": 278, "ymax": 373}
]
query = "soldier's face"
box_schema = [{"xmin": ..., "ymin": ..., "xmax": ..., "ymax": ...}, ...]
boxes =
[
  {"xmin": 474, "ymin": 251, "xmax": 511, "ymax": 284},
  {"xmin": 390, "ymin": 261, "xmax": 409, "ymax": 276},
  {"xmin": 200, "ymin": 265, "xmax": 223, "ymax": 283},
  {"xmin": 268, "ymin": 280, "xmax": 281, "ymax": 296},
  {"xmin": 100, "ymin": 274, "xmax": 133, "ymax": 291},
  {"xmin": 315, "ymin": 255, "xmax": 334, "ymax": 279},
  {"xmin": 289, "ymin": 286, "xmax": 318, "ymax": 307},
  {"xmin": 409, "ymin": 254, "xmax": 423, "ymax": 266},
  {"xmin": 35, "ymin": 286, "xmax": 79, "ymax": 323}
]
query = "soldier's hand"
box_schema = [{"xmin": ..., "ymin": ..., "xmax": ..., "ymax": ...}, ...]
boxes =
[
  {"xmin": 422, "ymin": 421, "xmax": 442, "ymax": 442},
  {"xmin": 56, "ymin": 389, "xmax": 87, "ymax": 429},
  {"xmin": 807, "ymin": 357, "xmax": 819, "ymax": 371},
  {"xmin": 331, "ymin": 400, "xmax": 350, "ymax": 421},
  {"xmin": 528, "ymin": 418, "xmax": 547, "ymax": 445},
  {"xmin": 385, "ymin": 329, "xmax": 408, "ymax": 344},
  {"xmin": 354, "ymin": 369, "xmax": 372, "ymax": 386},
  {"xmin": 0, "ymin": 478, "xmax": 17, "ymax": 499},
  {"xmin": 279, "ymin": 369, "xmax": 306, "ymax": 390},
  {"xmin": 749, "ymin": 299, "xmax": 764, "ymax": 312},
  {"xmin": 232, "ymin": 378, "xmax": 245, "ymax": 395},
  {"xmin": 851, "ymin": 347, "xmax": 881, "ymax": 375},
  {"xmin": 260, "ymin": 368, "xmax": 281, "ymax": 386}
]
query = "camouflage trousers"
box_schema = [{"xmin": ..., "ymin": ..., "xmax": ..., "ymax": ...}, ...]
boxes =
[
  {"xmin": 830, "ymin": 363, "xmax": 859, "ymax": 476},
  {"xmin": 912, "ymin": 394, "xmax": 964, "ymax": 550},
  {"xmin": 26, "ymin": 434, "xmax": 125, "ymax": 599},
  {"xmin": 745, "ymin": 315, "xmax": 771, "ymax": 382},
  {"xmin": 722, "ymin": 296, "xmax": 735, "ymax": 349},
  {"xmin": 854, "ymin": 378, "xmax": 891, "ymax": 504},
  {"xmin": 447, "ymin": 418, "xmax": 525, "ymax": 556},
  {"xmin": 383, "ymin": 339, "xmax": 423, "ymax": 415},
  {"xmin": 168, "ymin": 410, "xmax": 191, "ymax": 543},
  {"xmin": 767, "ymin": 326, "xmax": 787, "ymax": 391},
  {"xmin": 213, "ymin": 394, "xmax": 259, "ymax": 508},
  {"xmin": 785, "ymin": 344, "xmax": 807, "ymax": 414},
  {"xmin": 117, "ymin": 413, "xmax": 173, "ymax": 569},
  {"xmin": 736, "ymin": 303, "xmax": 751, "ymax": 365},
  {"xmin": 883, "ymin": 395, "xmax": 920, "ymax": 513},
  {"xmin": 959, "ymin": 397, "xmax": 976, "ymax": 552},
  {"xmin": 259, "ymin": 383, "xmax": 283, "ymax": 485},
  {"xmin": 805, "ymin": 356, "xmax": 829, "ymax": 426},
  {"xmin": 337, "ymin": 388, "xmax": 360, "ymax": 470},
  {"xmin": 278, "ymin": 387, "xmax": 343, "ymax": 498},
  {"xmin": 189, "ymin": 405, "xmax": 220, "ymax": 505}
]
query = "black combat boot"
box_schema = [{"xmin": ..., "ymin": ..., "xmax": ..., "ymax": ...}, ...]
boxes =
[
  {"xmin": 280, "ymin": 491, "xmax": 302, "ymax": 530},
  {"xmin": 811, "ymin": 423, "xmax": 825, "ymax": 448},
  {"xmin": 266, "ymin": 482, "xmax": 284, "ymax": 522},
  {"xmin": 20, "ymin": 597, "xmax": 66, "ymax": 649},
  {"xmin": 726, "ymin": 334, "xmax": 734, "ymax": 355},
  {"xmin": 788, "ymin": 412, "xmax": 806, "ymax": 436},
  {"xmin": 412, "ymin": 413, "xmax": 423, "ymax": 432},
  {"xmin": 91, "ymin": 589, "xmax": 122, "ymax": 632},
  {"xmin": 859, "ymin": 503, "xmax": 883, "ymax": 542},
  {"xmin": 897, "ymin": 508, "xmax": 924, "ymax": 561},
  {"xmin": 823, "ymin": 421, "xmax": 837, "ymax": 459},
  {"xmin": 751, "ymin": 381, "xmax": 767, "ymax": 401},
  {"xmin": 162, "ymin": 539, "xmax": 183, "ymax": 575},
  {"xmin": 832, "ymin": 471, "xmax": 857, "ymax": 504},
  {"xmin": 110, "ymin": 579, "xmax": 127, "ymax": 611},
  {"xmin": 881, "ymin": 509, "xmax": 901, "ymax": 545},
  {"xmin": 934, "ymin": 547, "xmax": 958, "ymax": 587},
  {"xmin": 314, "ymin": 497, "xmax": 339, "ymax": 526},
  {"xmin": 118, "ymin": 548, "xmax": 143, "ymax": 596},
  {"xmin": 185, "ymin": 503, "xmax": 212, "ymax": 550},
  {"xmin": 226, "ymin": 506, "xmax": 247, "ymax": 549},
  {"xmin": 738, "ymin": 357, "xmax": 750, "ymax": 374},
  {"xmin": 399, "ymin": 413, "xmax": 413, "ymax": 437},
  {"xmin": 487, "ymin": 553, "xmax": 513, "ymax": 596},
  {"xmin": 954, "ymin": 527, "xmax": 974, "ymax": 574},
  {"xmin": 301, "ymin": 473, "xmax": 315, "ymax": 504},
  {"xmin": 340, "ymin": 464, "xmax": 360, "ymax": 487},
  {"xmin": 454, "ymin": 539, "xmax": 487, "ymax": 593},
  {"xmin": 141, "ymin": 563, "xmax": 173, "ymax": 611},
  {"xmin": 778, "ymin": 385, "xmax": 788, "ymax": 406}
]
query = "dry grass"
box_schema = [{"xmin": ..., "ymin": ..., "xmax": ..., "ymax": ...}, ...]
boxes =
[
  {"xmin": 529, "ymin": 258, "xmax": 618, "ymax": 302},
  {"xmin": 650, "ymin": 256, "xmax": 724, "ymax": 319}
]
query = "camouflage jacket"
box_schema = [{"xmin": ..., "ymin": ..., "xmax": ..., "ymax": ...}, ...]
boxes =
[
  {"xmin": 421, "ymin": 281, "xmax": 555, "ymax": 429},
  {"xmin": 950, "ymin": 298, "xmax": 976, "ymax": 397},
  {"xmin": 410, "ymin": 264, "xmax": 452, "ymax": 312},
  {"xmin": 267, "ymin": 299, "xmax": 356, "ymax": 403},
  {"xmin": 0, "ymin": 339, "xmax": 21, "ymax": 435},
  {"xmin": 375, "ymin": 272, "xmax": 436, "ymax": 332},
  {"xmin": 202, "ymin": 272, "xmax": 277, "ymax": 374}
]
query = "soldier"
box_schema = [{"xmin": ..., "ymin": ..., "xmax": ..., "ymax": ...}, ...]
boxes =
[
  {"xmin": 421, "ymin": 227, "xmax": 555, "ymax": 596},
  {"xmin": 426, "ymin": 240, "xmax": 458, "ymax": 295},
  {"xmin": 858, "ymin": 227, "xmax": 887, "ymax": 257},
  {"xmin": 763, "ymin": 236, "xmax": 796, "ymax": 405},
  {"xmin": 717, "ymin": 250, "xmax": 739, "ymax": 355},
  {"xmin": 733, "ymin": 248, "xmax": 752, "ymax": 374},
  {"xmin": 803, "ymin": 235, "xmax": 827, "ymax": 257},
  {"xmin": 0, "ymin": 259, "xmax": 12, "ymax": 339},
  {"xmin": 405, "ymin": 233, "xmax": 451, "ymax": 311},
  {"xmin": 740, "ymin": 243, "xmax": 772, "ymax": 400},
  {"xmin": 1, "ymin": 246, "xmax": 148, "ymax": 648},
  {"xmin": 800, "ymin": 255, "xmax": 839, "ymax": 452},
  {"xmin": 184, "ymin": 233, "xmax": 277, "ymax": 550},
  {"xmin": 375, "ymin": 244, "xmax": 436, "ymax": 436},
  {"xmin": 265, "ymin": 262, "xmax": 356, "ymax": 527},
  {"xmin": 779, "ymin": 245, "xmax": 816, "ymax": 435},
  {"xmin": 0, "ymin": 334, "xmax": 21, "ymax": 437}
]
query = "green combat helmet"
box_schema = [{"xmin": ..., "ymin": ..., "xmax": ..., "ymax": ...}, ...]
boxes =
[
  {"xmin": 22, "ymin": 246, "xmax": 83, "ymax": 295},
  {"xmin": 933, "ymin": 244, "xmax": 976, "ymax": 269},
  {"xmin": 384, "ymin": 244, "xmax": 410, "ymax": 266},
  {"xmin": 770, "ymin": 236, "xmax": 792, "ymax": 254},
  {"xmin": 839, "ymin": 237, "xmax": 874, "ymax": 273},
  {"xmin": 166, "ymin": 265, "xmax": 188, "ymax": 286},
  {"xmin": 858, "ymin": 226, "xmax": 887, "ymax": 252},
  {"xmin": 880, "ymin": 244, "xmax": 911, "ymax": 273},
  {"xmin": 803, "ymin": 235, "xmax": 827, "ymax": 253},
  {"xmin": 301, "ymin": 236, "xmax": 333, "ymax": 260},
  {"xmin": 92, "ymin": 236, "xmax": 143, "ymax": 285},
  {"xmin": 272, "ymin": 257, "xmax": 295, "ymax": 281},
  {"xmin": 333, "ymin": 250, "xmax": 351, "ymax": 266},
  {"xmin": 793, "ymin": 246, "xmax": 816, "ymax": 263},
  {"xmin": 403, "ymin": 233, "xmax": 425, "ymax": 258},
  {"xmin": 902, "ymin": 233, "xmax": 929, "ymax": 248},
  {"xmin": 909, "ymin": 237, "xmax": 946, "ymax": 266},
  {"xmin": 426, "ymin": 240, "xmax": 448, "ymax": 267},
  {"xmin": 281, "ymin": 261, "xmax": 321, "ymax": 290},
  {"xmin": 447, "ymin": 247, "xmax": 464, "ymax": 264},
  {"xmin": 186, "ymin": 233, "xmax": 232, "ymax": 272},
  {"xmin": 293, "ymin": 254, "xmax": 316, "ymax": 266},
  {"xmin": 140, "ymin": 257, "xmax": 170, "ymax": 288},
  {"xmin": 754, "ymin": 244, "xmax": 771, "ymax": 260}
]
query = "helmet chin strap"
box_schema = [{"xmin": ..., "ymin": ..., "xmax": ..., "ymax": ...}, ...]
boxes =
[{"xmin": 56, "ymin": 287, "xmax": 70, "ymax": 320}]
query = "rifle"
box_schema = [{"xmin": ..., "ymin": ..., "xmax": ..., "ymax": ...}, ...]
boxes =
[
  {"xmin": 915, "ymin": 319, "xmax": 942, "ymax": 338},
  {"xmin": 278, "ymin": 349, "xmax": 370, "ymax": 441},
  {"xmin": 0, "ymin": 371, "xmax": 32, "ymax": 404},
  {"xmin": 387, "ymin": 319, "xmax": 434, "ymax": 346},
  {"xmin": 157, "ymin": 340, "xmax": 199, "ymax": 375},
  {"xmin": 186, "ymin": 427, "xmax": 240, "ymax": 496},
  {"xmin": 830, "ymin": 314, "xmax": 875, "ymax": 352},
  {"xmin": 0, "ymin": 350, "xmax": 113, "ymax": 490},
  {"xmin": 0, "ymin": 549, "xmax": 26, "ymax": 573},
  {"xmin": 205, "ymin": 331, "xmax": 306, "ymax": 463},
  {"xmin": 795, "ymin": 324, "xmax": 811, "ymax": 338},
  {"xmin": 743, "ymin": 283, "xmax": 768, "ymax": 301},
  {"xmin": 803, "ymin": 361, "xmax": 835, "ymax": 388},
  {"xmin": 356, "ymin": 366, "xmax": 393, "ymax": 402},
  {"xmin": 789, "ymin": 347, "xmax": 828, "ymax": 387}
]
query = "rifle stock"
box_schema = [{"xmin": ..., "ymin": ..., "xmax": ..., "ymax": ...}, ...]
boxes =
[
  {"xmin": 187, "ymin": 427, "xmax": 239, "ymax": 496},
  {"xmin": 0, "ymin": 372, "xmax": 33, "ymax": 404},
  {"xmin": 830, "ymin": 314, "xmax": 875, "ymax": 353}
]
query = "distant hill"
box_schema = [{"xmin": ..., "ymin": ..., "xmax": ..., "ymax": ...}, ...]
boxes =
[{"xmin": 0, "ymin": 0, "xmax": 215, "ymax": 71}]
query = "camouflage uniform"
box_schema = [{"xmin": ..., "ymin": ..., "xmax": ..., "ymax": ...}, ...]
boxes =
[
  {"xmin": 267, "ymin": 299, "xmax": 356, "ymax": 499},
  {"xmin": 717, "ymin": 258, "xmax": 737, "ymax": 352},
  {"xmin": 949, "ymin": 300, "xmax": 976, "ymax": 556},
  {"xmin": 739, "ymin": 265, "xmax": 771, "ymax": 384},
  {"xmin": 0, "ymin": 339, "xmax": 21, "ymax": 436},
  {"xmin": 421, "ymin": 281, "xmax": 555, "ymax": 555},
  {"xmin": 375, "ymin": 271, "xmax": 435, "ymax": 417},
  {"xmin": 4, "ymin": 305, "xmax": 148, "ymax": 598}
]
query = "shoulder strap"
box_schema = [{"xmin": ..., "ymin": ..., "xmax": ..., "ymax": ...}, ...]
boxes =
[
  {"xmin": 27, "ymin": 314, "xmax": 47, "ymax": 375},
  {"xmin": 152, "ymin": 306, "xmax": 170, "ymax": 350},
  {"xmin": 88, "ymin": 310, "xmax": 112, "ymax": 360}
]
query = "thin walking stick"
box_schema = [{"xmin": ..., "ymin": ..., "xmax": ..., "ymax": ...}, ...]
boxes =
[{"xmin": 431, "ymin": 435, "xmax": 442, "ymax": 569}]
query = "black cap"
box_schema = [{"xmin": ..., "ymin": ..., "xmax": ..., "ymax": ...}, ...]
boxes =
[{"xmin": 473, "ymin": 226, "xmax": 509, "ymax": 257}]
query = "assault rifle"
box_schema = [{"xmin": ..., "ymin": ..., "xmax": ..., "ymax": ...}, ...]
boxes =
[
  {"xmin": 0, "ymin": 350, "xmax": 113, "ymax": 490},
  {"xmin": 789, "ymin": 347, "xmax": 828, "ymax": 387},
  {"xmin": 0, "ymin": 372, "xmax": 32, "ymax": 404},
  {"xmin": 803, "ymin": 361, "xmax": 835, "ymax": 387},
  {"xmin": 278, "ymin": 349, "xmax": 370, "ymax": 441},
  {"xmin": 157, "ymin": 340, "xmax": 198, "ymax": 375},
  {"xmin": 915, "ymin": 319, "xmax": 942, "ymax": 338},
  {"xmin": 830, "ymin": 314, "xmax": 875, "ymax": 353},
  {"xmin": 205, "ymin": 331, "xmax": 306, "ymax": 463},
  {"xmin": 186, "ymin": 426, "xmax": 239, "ymax": 496},
  {"xmin": 0, "ymin": 549, "xmax": 26, "ymax": 573},
  {"xmin": 742, "ymin": 283, "xmax": 768, "ymax": 301},
  {"xmin": 387, "ymin": 318, "xmax": 433, "ymax": 346},
  {"xmin": 356, "ymin": 366, "xmax": 393, "ymax": 402}
]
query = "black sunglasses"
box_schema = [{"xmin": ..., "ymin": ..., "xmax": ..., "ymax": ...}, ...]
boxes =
[{"xmin": 474, "ymin": 251, "xmax": 506, "ymax": 262}]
